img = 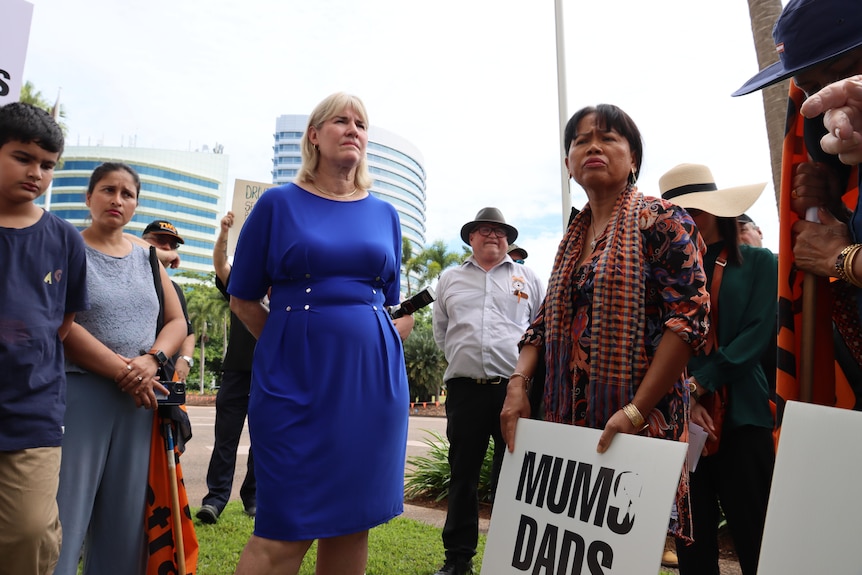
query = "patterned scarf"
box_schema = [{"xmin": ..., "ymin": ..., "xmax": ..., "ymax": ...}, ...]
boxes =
[{"xmin": 545, "ymin": 185, "xmax": 646, "ymax": 427}]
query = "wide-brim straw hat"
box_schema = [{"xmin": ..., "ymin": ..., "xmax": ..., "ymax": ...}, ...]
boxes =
[
  {"xmin": 460, "ymin": 207, "xmax": 518, "ymax": 244},
  {"xmin": 659, "ymin": 164, "xmax": 766, "ymax": 218},
  {"xmin": 733, "ymin": 0, "xmax": 862, "ymax": 96}
]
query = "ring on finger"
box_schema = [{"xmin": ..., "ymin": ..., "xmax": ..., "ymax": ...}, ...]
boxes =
[
  {"xmin": 137, "ymin": 376, "xmax": 143, "ymax": 382},
  {"xmin": 126, "ymin": 364, "xmax": 132, "ymax": 371}
]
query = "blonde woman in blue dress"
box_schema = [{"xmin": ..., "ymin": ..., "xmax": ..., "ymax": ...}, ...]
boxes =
[{"xmin": 230, "ymin": 93, "xmax": 414, "ymax": 575}]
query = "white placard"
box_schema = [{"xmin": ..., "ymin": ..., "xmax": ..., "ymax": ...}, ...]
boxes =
[
  {"xmin": 757, "ymin": 401, "xmax": 862, "ymax": 575},
  {"xmin": 0, "ymin": 0, "xmax": 34, "ymax": 105},
  {"xmin": 481, "ymin": 418, "xmax": 687, "ymax": 575}
]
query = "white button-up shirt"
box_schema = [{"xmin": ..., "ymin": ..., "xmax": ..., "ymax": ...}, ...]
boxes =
[{"xmin": 433, "ymin": 256, "xmax": 545, "ymax": 382}]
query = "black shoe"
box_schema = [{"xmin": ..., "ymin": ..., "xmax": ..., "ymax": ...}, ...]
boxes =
[
  {"xmin": 243, "ymin": 504, "xmax": 256, "ymax": 518},
  {"xmin": 195, "ymin": 504, "xmax": 220, "ymax": 524},
  {"xmin": 433, "ymin": 560, "xmax": 474, "ymax": 575}
]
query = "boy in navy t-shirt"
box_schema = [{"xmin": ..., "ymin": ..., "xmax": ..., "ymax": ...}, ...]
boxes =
[{"xmin": 0, "ymin": 102, "xmax": 88, "ymax": 574}]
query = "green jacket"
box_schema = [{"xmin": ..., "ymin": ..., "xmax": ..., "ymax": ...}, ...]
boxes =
[{"xmin": 688, "ymin": 242, "xmax": 777, "ymax": 430}]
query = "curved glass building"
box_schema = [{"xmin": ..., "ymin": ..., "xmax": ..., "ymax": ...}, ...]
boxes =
[
  {"xmin": 273, "ymin": 115, "xmax": 427, "ymax": 247},
  {"xmin": 43, "ymin": 146, "xmax": 229, "ymax": 275}
]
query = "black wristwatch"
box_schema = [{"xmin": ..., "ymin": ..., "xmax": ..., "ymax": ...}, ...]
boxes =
[{"xmin": 147, "ymin": 348, "xmax": 169, "ymax": 366}]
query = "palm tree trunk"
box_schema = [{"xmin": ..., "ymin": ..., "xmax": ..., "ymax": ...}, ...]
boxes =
[{"xmin": 746, "ymin": 0, "xmax": 788, "ymax": 207}]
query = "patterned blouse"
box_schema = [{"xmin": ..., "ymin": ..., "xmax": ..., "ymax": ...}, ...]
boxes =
[{"xmin": 522, "ymin": 197, "xmax": 708, "ymax": 431}]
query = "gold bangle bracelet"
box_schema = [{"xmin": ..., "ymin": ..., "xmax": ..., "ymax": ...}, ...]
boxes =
[
  {"xmin": 622, "ymin": 403, "xmax": 648, "ymax": 431},
  {"xmin": 509, "ymin": 372, "xmax": 532, "ymax": 394},
  {"xmin": 835, "ymin": 244, "xmax": 860, "ymax": 283},
  {"xmin": 845, "ymin": 244, "xmax": 862, "ymax": 288}
]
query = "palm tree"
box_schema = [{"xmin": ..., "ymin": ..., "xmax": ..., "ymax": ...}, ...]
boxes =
[
  {"xmin": 178, "ymin": 272, "xmax": 229, "ymax": 342},
  {"xmin": 745, "ymin": 0, "xmax": 787, "ymax": 207},
  {"xmin": 402, "ymin": 238, "xmax": 426, "ymax": 296},
  {"xmin": 403, "ymin": 323, "xmax": 447, "ymax": 401},
  {"xmin": 418, "ymin": 240, "xmax": 467, "ymax": 286},
  {"xmin": 19, "ymin": 81, "xmax": 67, "ymax": 134}
]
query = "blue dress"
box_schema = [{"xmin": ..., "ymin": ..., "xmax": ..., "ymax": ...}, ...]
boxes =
[{"xmin": 228, "ymin": 183, "xmax": 409, "ymax": 540}]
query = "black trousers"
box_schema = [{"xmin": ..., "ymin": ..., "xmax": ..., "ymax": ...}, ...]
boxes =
[
  {"xmin": 201, "ymin": 370, "xmax": 256, "ymax": 512},
  {"xmin": 441, "ymin": 378, "xmax": 508, "ymax": 563},
  {"xmin": 675, "ymin": 425, "xmax": 775, "ymax": 575}
]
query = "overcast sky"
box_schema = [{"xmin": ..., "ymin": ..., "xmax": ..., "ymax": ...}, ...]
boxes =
[{"xmin": 21, "ymin": 0, "xmax": 787, "ymax": 282}]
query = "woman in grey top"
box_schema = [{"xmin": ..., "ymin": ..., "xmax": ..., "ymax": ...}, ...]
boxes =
[{"xmin": 55, "ymin": 162, "xmax": 186, "ymax": 575}]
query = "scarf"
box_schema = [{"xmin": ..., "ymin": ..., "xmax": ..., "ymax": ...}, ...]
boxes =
[{"xmin": 545, "ymin": 185, "xmax": 646, "ymax": 428}]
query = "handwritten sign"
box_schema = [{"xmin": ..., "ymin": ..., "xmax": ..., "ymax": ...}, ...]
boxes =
[
  {"xmin": 0, "ymin": 0, "xmax": 34, "ymax": 105},
  {"xmin": 757, "ymin": 401, "xmax": 862, "ymax": 574},
  {"xmin": 228, "ymin": 178, "xmax": 277, "ymax": 256},
  {"xmin": 481, "ymin": 419, "xmax": 686, "ymax": 575}
]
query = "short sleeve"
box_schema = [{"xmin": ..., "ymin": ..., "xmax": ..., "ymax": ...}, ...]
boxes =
[
  {"xmin": 228, "ymin": 191, "xmax": 277, "ymax": 301},
  {"xmin": 64, "ymin": 221, "xmax": 89, "ymax": 313}
]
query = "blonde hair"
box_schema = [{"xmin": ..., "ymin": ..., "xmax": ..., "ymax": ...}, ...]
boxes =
[{"xmin": 297, "ymin": 92, "xmax": 373, "ymax": 190}]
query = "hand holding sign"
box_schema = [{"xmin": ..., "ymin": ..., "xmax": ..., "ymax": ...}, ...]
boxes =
[{"xmin": 228, "ymin": 179, "xmax": 277, "ymax": 257}]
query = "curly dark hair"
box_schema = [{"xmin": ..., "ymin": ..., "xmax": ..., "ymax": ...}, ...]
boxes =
[{"xmin": 0, "ymin": 102, "xmax": 64, "ymax": 155}]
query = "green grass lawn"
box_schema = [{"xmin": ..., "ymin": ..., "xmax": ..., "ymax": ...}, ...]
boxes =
[
  {"xmin": 195, "ymin": 502, "xmax": 485, "ymax": 575},
  {"xmin": 194, "ymin": 502, "xmax": 676, "ymax": 574}
]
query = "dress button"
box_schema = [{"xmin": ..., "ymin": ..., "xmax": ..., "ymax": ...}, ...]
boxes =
[
  {"xmin": 305, "ymin": 273, "xmax": 311, "ymax": 278},
  {"xmin": 306, "ymin": 287, "xmax": 312, "ymax": 293},
  {"xmin": 286, "ymin": 306, "xmax": 291, "ymax": 311},
  {"xmin": 372, "ymin": 289, "xmax": 377, "ymax": 294},
  {"xmin": 373, "ymin": 306, "xmax": 378, "ymax": 311},
  {"xmin": 304, "ymin": 304, "xmax": 310, "ymax": 310},
  {"xmin": 375, "ymin": 276, "xmax": 381, "ymax": 281}
]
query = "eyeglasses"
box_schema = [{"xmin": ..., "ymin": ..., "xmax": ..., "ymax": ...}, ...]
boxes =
[
  {"xmin": 146, "ymin": 234, "xmax": 179, "ymax": 251},
  {"xmin": 473, "ymin": 225, "xmax": 507, "ymax": 238}
]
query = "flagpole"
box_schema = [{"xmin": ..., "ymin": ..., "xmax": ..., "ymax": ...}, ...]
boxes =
[
  {"xmin": 554, "ymin": 0, "xmax": 570, "ymax": 230},
  {"xmin": 44, "ymin": 87, "xmax": 61, "ymax": 213}
]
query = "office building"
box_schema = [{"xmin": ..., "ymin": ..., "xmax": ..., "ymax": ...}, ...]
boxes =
[{"xmin": 45, "ymin": 146, "xmax": 229, "ymax": 276}]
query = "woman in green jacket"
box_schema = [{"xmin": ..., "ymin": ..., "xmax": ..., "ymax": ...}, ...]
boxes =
[{"xmin": 660, "ymin": 163, "xmax": 776, "ymax": 575}]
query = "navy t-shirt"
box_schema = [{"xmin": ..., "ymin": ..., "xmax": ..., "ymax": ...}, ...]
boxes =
[{"xmin": 0, "ymin": 211, "xmax": 89, "ymax": 450}]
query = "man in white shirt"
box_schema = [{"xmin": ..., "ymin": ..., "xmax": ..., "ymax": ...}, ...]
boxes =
[{"xmin": 431, "ymin": 207, "xmax": 545, "ymax": 575}]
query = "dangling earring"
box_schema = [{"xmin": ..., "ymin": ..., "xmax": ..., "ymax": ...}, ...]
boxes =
[{"xmin": 628, "ymin": 167, "xmax": 637, "ymax": 186}]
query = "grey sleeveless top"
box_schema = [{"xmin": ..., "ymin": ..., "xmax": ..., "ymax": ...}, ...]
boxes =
[{"xmin": 66, "ymin": 244, "xmax": 159, "ymax": 373}]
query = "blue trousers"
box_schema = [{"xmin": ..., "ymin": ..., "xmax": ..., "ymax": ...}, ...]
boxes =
[{"xmin": 55, "ymin": 372, "xmax": 151, "ymax": 575}]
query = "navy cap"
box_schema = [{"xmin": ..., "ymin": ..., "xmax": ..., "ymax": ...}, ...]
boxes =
[{"xmin": 733, "ymin": 0, "xmax": 862, "ymax": 97}]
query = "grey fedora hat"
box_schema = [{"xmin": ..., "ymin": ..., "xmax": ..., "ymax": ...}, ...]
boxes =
[
  {"xmin": 460, "ymin": 207, "xmax": 518, "ymax": 245},
  {"xmin": 508, "ymin": 243, "xmax": 528, "ymax": 260}
]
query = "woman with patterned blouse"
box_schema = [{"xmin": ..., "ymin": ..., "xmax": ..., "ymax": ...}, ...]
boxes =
[{"xmin": 500, "ymin": 104, "xmax": 710, "ymax": 542}]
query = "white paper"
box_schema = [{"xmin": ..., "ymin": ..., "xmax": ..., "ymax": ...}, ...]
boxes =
[{"xmin": 687, "ymin": 422, "xmax": 709, "ymax": 472}]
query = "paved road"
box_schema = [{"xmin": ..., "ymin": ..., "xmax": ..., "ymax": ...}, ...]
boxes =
[{"xmin": 180, "ymin": 406, "xmax": 447, "ymax": 508}]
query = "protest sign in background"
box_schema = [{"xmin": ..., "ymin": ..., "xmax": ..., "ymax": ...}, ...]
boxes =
[
  {"xmin": 0, "ymin": 0, "xmax": 34, "ymax": 106},
  {"xmin": 482, "ymin": 419, "xmax": 686, "ymax": 575},
  {"xmin": 228, "ymin": 179, "xmax": 277, "ymax": 257},
  {"xmin": 757, "ymin": 401, "xmax": 862, "ymax": 574}
]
